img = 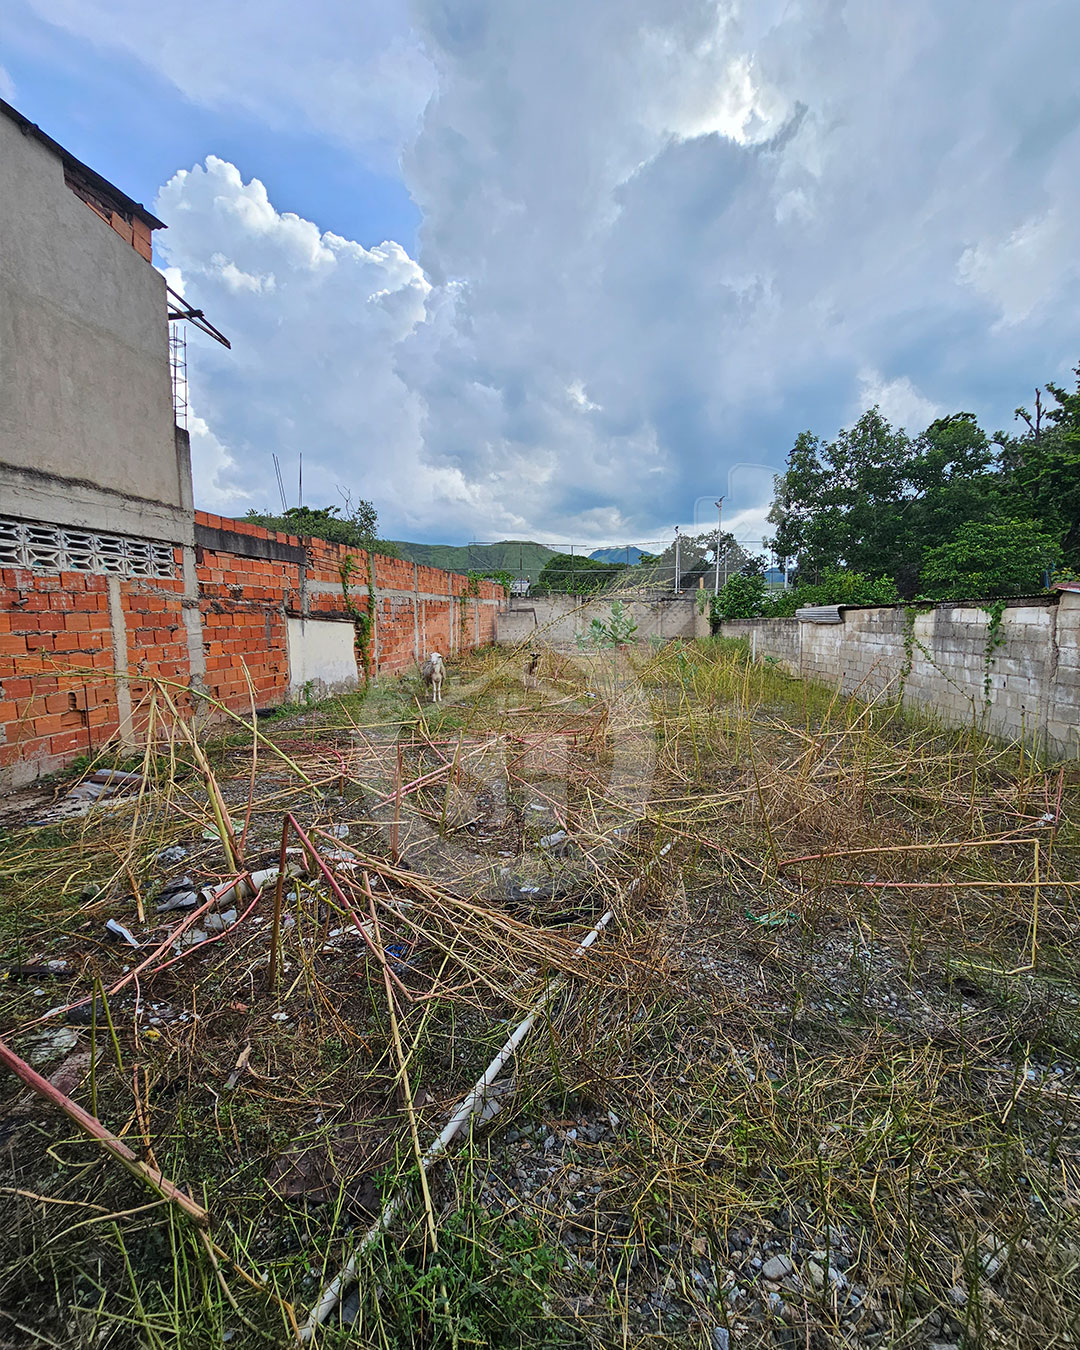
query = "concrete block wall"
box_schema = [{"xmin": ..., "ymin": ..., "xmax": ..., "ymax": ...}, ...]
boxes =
[
  {"xmin": 720, "ymin": 592, "xmax": 1080, "ymax": 758},
  {"xmin": 1, "ymin": 512, "xmax": 503, "ymax": 786},
  {"xmin": 497, "ymin": 593, "xmax": 706, "ymax": 646}
]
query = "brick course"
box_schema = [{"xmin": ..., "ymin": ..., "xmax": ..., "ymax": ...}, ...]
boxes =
[{"xmin": 1, "ymin": 511, "xmax": 503, "ymax": 785}]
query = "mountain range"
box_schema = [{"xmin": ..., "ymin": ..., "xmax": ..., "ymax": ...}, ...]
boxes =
[
  {"xmin": 389, "ymin": 539, "xmax": 555, "ymax": 584},
  {"xmin": 587, "ymin": 546, "xmax": 650, "ymax": 565},
  {"xmin": 390, "ymin": 539, "xmax": 651, "ymax": 583}
]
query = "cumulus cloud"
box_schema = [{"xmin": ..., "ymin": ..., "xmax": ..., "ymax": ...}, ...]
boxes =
[
  {"xmin": 158, "ymin": 157, "xmax": 475, "ymax": 532},
  {"xmin": 854, "ymin": 371, "xmax": 943, "ymax": 433},
  {"xmin": 147, "ymin": 0, "xmax": 1080, "ymax": 543}
]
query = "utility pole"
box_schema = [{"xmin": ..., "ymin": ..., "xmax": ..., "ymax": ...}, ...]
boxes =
[
  {"xmin": 673, "ymin": 526, "xmax": 681, "ymax": 593},
  {"xmin": 713, "ymin": 498, "xmax": 724, "ymax": 594}
]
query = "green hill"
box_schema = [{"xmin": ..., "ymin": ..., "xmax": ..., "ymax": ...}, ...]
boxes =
[
  {"xmin": 589, "ymin": 546, "xmax": 651, "ymax": 565},
  {"xmin": 389, "ymin": 540, "xmax": 555, "ymax": 585}
]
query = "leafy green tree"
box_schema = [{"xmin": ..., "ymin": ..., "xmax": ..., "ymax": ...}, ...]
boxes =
[
  {"xmin": 768, "ymin": 406, "xmax": 1008, "ymax": 595},
  {"xmin": 469, "ymin": 568, "xmax": 514, "ymax": 594},
  {"xmin": 920, "ymin": 519, "xmax": 1060, "ymax": 599},
  {"xmin": 901, "ymin": 412, "xmax": 998, "ymax": 591},
  {"xmin": 997, "ymin": 369, "xmax": 1080, "ymax": 566},
  {"xmin": 533, "ymin": 553, "xmax": 626, "ymax": 595},
  {"xmin": 245, "ymin": 500, "xmax": 399, "ymax": 554},
  {"xmin": 714, "ymin": 571, "xmax": 768, "ymax": 620},
  {"xmin": 768, "ymin": 410, "xmax": 914, "ymax": 583}
]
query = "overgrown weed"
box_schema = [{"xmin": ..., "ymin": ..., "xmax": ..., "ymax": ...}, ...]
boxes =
[{"xmin": 0, "ymin": 639, "xmax": 1077, "ymax": 1347}]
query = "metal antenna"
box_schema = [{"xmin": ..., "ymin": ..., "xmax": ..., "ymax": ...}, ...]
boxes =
[{"xmin": 273, "ymin": 454, "xmax": 288, "ymax": 512}]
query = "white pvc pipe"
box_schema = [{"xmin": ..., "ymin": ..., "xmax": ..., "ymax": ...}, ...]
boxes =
[{"xmin": 300, "ymin": 908, "xmax": 615, "ymax": 1339}]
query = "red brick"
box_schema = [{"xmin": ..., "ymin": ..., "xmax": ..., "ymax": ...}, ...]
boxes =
[{"xmin": 50, "ymin": 730, "xmax": 87, "ymax": 755}]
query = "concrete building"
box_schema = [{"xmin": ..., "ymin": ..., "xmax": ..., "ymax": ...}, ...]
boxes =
[
  {"xmin": 0, "ymin": 98, "xmax": 195, "ymax": 552},
  {"xmin": 0, "ymin": 102, "xmax": 505, "ymax": 788}
]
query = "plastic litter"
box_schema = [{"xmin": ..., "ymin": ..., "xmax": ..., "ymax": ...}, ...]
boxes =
[
  {"xmin": 156, "ymin": 889, "xmax": 200, "ymax": 913},
  {"xmin": 27, "ymin": 1026, "xmax": 79, "ymax": 1065},
  {"xmin": 745, "ymin": 907, "xmax": 796, "ymax": 929},
  {"xmin": 105, "ymin": 919, "xmax": 140, "ymax": 948},
  {"xmin": 203, "ymin": 908, "xmax": 239, "ymax": 935},
  {"xmin": 384, "ymin": 942, "xmax": 411, "ymax": 975}
]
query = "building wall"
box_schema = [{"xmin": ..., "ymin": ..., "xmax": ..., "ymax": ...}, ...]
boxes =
[
  {"xmin": 719, "ymin": 594, "xmax": 1080, "ymax": 758},
  {"xmin": 0, "ymin": 111, "xmax": 189, "ymax": 547},
  {"xmin": 0, "ymin": 512, "xmax": 503, "ymax": 787},
  {"xmin": 0, "ymin": 106, "xmax": 506, "ymax": 787}
]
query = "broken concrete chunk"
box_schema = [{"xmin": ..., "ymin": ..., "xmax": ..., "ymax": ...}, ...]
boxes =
[{"xmin": 27, "ymin": 1026, "xmax": 79, "ymax": 1065}]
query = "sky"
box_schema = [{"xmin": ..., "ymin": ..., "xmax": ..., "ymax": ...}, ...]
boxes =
[{"xmin": 4, "ymin": 1, "xmax": 1080, "ymax": 549}]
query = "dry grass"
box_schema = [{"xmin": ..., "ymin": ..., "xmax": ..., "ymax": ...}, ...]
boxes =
[{"xmin": 0, "ymin": 636, "xmax": 1078, "ymax": 1349}]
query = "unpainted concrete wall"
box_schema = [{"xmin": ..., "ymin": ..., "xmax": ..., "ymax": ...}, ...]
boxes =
[
  {"xmin": 719, "ymin": 594, "xmax": 1080, "ymax": 757},
  {"xmin": 498, "ymin": 594, "xmax": 708, "ymax": 646},
  {"xmin": 0, "ymin": 112, "xmax": 188, "ymax": 545}
]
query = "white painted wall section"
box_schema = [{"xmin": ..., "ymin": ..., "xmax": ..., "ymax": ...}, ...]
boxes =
[{"xmin": 286, "ymin": 618, "xmax": 359, "ymax": 697}]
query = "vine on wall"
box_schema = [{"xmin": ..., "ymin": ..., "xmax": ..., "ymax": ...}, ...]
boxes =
[
  {"xmin": 339, "ymin": 554, "xmax": 373, "ymax": 680},
  {"xmin": 899, "ymin": 602, "xmax": 934, "ymax": 692},
  {"xmin": 981, "ymin": 598, "xmax": 1008, "ymax": 712}
]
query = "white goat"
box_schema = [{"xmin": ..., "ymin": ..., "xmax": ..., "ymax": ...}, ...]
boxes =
[{"xmin": 421, "ymin": 651, "xmax": 445, "ymax": 703}]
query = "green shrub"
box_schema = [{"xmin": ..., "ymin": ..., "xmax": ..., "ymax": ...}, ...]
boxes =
[{"xmin": 920, "ymin": 518, "xmax": 1060, "ymax": 599}]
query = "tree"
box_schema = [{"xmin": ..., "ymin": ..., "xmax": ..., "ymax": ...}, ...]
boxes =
[
  {"xmin": 996, "ymin": 369, "xmax": 1080, "ymax": 566},
  {"xmin": 533, "ymin": 553, "xmax": 626, "ymax": 596},
  {"xmin": 901, "ymin": 412, "xmax": 998, "ymax": 592},
  {"xmin": 244, "ymin": 499, "xmax": 398, "ymax": 554},
  {"xmin": 767, "ymin": 410, "xmax": 914, "ymax": 584},
  {"xmin": 714, "ymin": 571, "xmax": 767, "ymax": 620},
  {"xmin": 767, "ymin": 407, "xmax": 1005, "ymax": 595},
  {"xmin": 920, "ymin": 519, "xmax": 1061, "ymax": 599},
  {"xmin": 638, "ymin": 530, "xmax": 747, "ymax": 590}
]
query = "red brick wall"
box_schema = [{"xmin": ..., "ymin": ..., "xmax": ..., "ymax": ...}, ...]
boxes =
[
  {"xmin": 1, "ymin": 513, "xmax": 502, "ymax": 784},
  {"xmin": 193, "ymin": 514, "xmax": 502, "ymax": 703},
  {"xmin": 1, "ymin": 569, "xmax": 120, "ymax": 780},
  {"xmin": 195, "ymin": 516, "xmax": 299, "ymax": 713}
]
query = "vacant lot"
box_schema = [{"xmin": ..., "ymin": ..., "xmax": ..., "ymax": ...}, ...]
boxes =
[{"xmin": 1, "ymin": 638, "xmax": 1078, "ymax": 1349}]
